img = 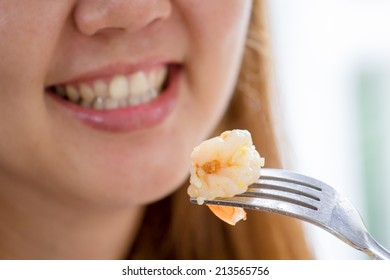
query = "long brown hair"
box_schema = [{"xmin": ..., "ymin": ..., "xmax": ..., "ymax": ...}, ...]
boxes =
[{"xmin": 129, "ymin": 0, "xmax": 312, "ymax": 259}]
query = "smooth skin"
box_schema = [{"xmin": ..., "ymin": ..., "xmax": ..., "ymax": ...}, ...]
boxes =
[{"xmin": 0, "ymin": 0, "xmax": 252, "ymax": 259}]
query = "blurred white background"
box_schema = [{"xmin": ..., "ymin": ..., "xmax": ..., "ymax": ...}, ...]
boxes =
[{"xmin": 266, "ymin": 0, "xmax": 390, "ymax": 259}]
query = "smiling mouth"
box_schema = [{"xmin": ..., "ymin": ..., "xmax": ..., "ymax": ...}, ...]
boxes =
[{"xmin": 47, "ymin": 65, "xmax": 169, "ymax": 110}]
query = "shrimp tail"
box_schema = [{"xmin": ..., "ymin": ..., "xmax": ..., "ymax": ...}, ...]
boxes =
[{"xmin": 207, "ymin": 204, "xmax": 247, "ymax": 226}]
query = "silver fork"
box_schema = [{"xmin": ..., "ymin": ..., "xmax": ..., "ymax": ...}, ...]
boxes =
[{"xmin": 190, "ymin": 168, "xmax": 390, "ymax": 259}]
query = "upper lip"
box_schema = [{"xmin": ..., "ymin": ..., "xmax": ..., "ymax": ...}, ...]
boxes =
[{"xmin": 45, "ymin": 58, "xmax": 178, "ymax": 88}]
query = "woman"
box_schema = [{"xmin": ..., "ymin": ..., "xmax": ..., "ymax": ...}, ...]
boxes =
[{"xmin": 0, "ymin": 0, "xmax": 312, "ymax": 259}]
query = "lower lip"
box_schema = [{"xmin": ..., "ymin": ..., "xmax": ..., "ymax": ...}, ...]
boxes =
[{"xmin": 48, "ymin": 65, "xmax": 181, "ymax": 132}]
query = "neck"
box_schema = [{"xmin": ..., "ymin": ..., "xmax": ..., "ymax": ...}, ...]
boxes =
[{"xmin": 0, "ymin": 178, "xmax": 144, "ymax": 259}]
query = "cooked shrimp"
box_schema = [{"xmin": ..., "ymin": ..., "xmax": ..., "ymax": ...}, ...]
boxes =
[
  {"xmin": 188, "ymin": 129, "xmax": 264, "ymax": 225},
  {"xmin": 207, "ymin": 204, "xmax": 247, "ymax": 226}
]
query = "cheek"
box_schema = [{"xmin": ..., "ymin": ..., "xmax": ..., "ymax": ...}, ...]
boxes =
[
  {"xmin": 178, "ymin": 0, "xmax": 252, "ymax": 54},
  {"xmin": 0, "ymin": 3, "xmax": 68, "ymax": 80},
  {"xmin": 177, "ymin": 0, "xmax": 252, "ymax": 133},
  {"xmin": 0, "ymin": 2, "xmax": 71, "ymax": 126}
]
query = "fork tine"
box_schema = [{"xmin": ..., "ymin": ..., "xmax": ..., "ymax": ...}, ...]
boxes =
[
  {"xmin": 260, "ymin": 168, "xmax": 323, "ymax": 191},
  {"xmin": 254, "ymin": 179, "xmax": 321, "ymax": 201},
  {"xmin": 243, "ymin": 186, "xmax": 319, "ymax": 211},
  {"xmin": 190, "ymin": 195, "xmax": 320, "ymax": 224},
  {"xmin": 241, "ymin": 168, "xmax": 325, "ymax": 211}
]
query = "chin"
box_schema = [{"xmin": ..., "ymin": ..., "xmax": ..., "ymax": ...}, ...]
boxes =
[{"xmin": 60, "ymin": 153, "xmax": 190, "ymax": 208}]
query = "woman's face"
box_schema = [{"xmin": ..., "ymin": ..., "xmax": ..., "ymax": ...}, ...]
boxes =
[{"xmin": 0, "ymin": 0, "xmax": 252, "ymax": 206}]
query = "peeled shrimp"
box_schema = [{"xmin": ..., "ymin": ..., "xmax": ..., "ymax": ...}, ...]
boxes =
[{"xmin": 188, "ymin": 129, "xmax": 264, "ymax": 225}]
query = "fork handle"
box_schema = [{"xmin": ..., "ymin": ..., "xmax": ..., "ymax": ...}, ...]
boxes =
[{"xmin": 365, "ymin": 233, "xmax": 390, "ymax": 260}]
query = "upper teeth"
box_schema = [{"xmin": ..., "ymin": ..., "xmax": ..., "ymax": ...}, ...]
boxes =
[{"xmin": 55, "ymin": 67, "xmax": 168, "ymax": 110}]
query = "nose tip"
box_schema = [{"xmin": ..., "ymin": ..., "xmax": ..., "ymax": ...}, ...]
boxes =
[{"xmin": 74, "ymin": 0, "xmax": 172, "ymax": 36}]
